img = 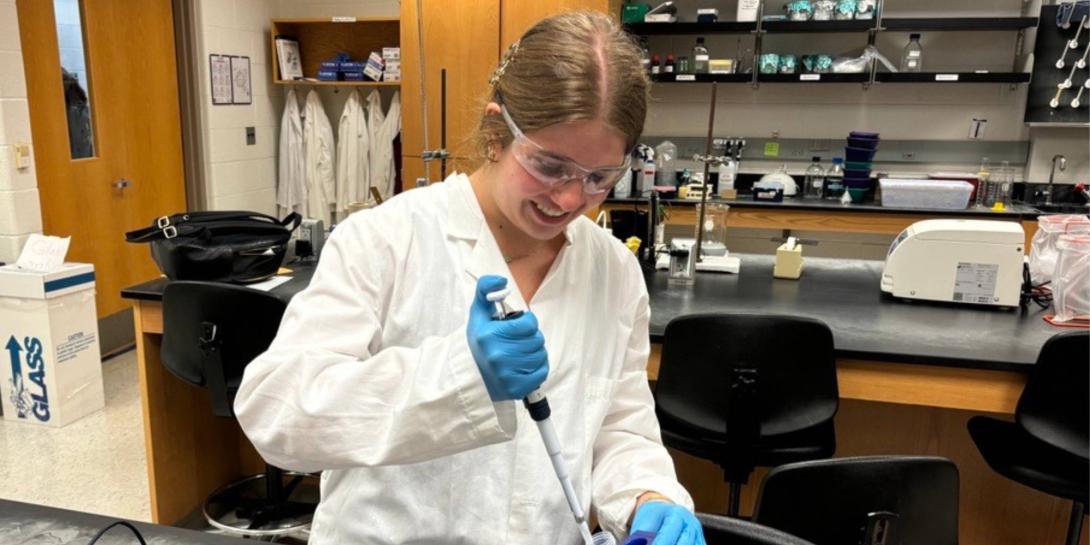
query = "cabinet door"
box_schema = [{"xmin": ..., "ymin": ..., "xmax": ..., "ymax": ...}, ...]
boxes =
[
  {"xmin": 501, "ymin": 0, "xmax": 615, "ymax": 46},
  {"xmin": 400, "ymin": 0, "xmax": 500, "ymax": 187}
]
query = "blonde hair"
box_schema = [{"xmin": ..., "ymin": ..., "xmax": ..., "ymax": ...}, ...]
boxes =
[{"xmin": 474, "ymin": 11, "xmax": 650, "ymax": 160}]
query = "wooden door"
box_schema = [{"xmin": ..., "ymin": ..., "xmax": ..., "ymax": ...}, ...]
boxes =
[
  {"xmin": 500, "ymin": 0, "xmax": 615, "ymax": 46},
  {"xmin": 17, "ymin": 0, "xmax": 186, "ymax": 319},
  {"xmin": 400, "ymin": 0, "xmax": 500, "ymax": 187}
]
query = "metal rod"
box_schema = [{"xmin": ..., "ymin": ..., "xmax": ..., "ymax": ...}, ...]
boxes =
[
  {"xmin": 693, "ymin": 82, "xmax": 718, "ymax": 265},
  {"xmin": 414, "ymin": 0, "xmax": 432, "ymax": 184},
  {"xmin": 440, "ymin": 68, "xmax": 448, "ymax": 179}
]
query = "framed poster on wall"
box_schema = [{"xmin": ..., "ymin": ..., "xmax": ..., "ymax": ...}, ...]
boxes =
[
  {"xmin": 209, "ymin": 54, "xmax": 232, "ymax": 105},
  {"xmin": 231, "ymin": 56, "xmax": 252, "ymax": 105}
]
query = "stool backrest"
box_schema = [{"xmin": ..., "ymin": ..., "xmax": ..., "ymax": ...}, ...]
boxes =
[
  {"xmin": 1017, "ymin": 331, "xmax": 1090, "ymax": 459},
  {"xmin": 655, "ymin": 313, "xmax": 838, "ymax": 438},
  {"xmin": 697, "ymin": 513, "xmax": 816, "ymax": 545},
  {"xmin": 753, "ymin": 456, "xmax": 959, "ymax": 545},
  {"xmin": 161, "ymin": 281, "xmax": 286, "ymax": 417}
]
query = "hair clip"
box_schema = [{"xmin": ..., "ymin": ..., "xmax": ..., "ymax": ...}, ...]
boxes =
[{"xmin": 489, "ymin": 40, "xmax": 522, "ymax": 87}]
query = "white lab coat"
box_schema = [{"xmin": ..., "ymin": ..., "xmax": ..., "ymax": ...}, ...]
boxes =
[
  {"xmin": 303, "ymin": 90, "xmax": 336, "ymax": 225},
  {"xmin": 235, "ymin": 173, "xmax": 693, "ymax": 544},
  {"xmin": 334, "ymin": 90, "xmax": 369, "ymax": 222},
  {"xmin": 367, "ymin": 90, "xmax": 400, "ymax": 200},
  {"xmin": 276, "ymin": 89, "xmax": 305, "ymax": 217}
]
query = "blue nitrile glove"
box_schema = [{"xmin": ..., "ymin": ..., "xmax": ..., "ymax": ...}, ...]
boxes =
[
  {"xmin": 466, "ymin": 275, "xmax": 549, "ymax": 401},
  {"xmin": 631, "ymin": 501, "xmax": 707, "ymax": 545}
]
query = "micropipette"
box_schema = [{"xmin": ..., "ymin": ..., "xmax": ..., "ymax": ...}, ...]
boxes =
[{"xmin": 485, "ymin": 286, "xmax": 595, "ymax": 545}]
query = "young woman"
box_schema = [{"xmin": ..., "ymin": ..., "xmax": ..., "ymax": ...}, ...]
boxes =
[{"xmin": 235, "ymin": 11, "xmax": 705, "ymax": 545}]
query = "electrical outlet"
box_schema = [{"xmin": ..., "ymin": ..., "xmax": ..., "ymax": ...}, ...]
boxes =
[{"xmin": 246, "ymin": 127, "xmax": 256, "ymax": 145}]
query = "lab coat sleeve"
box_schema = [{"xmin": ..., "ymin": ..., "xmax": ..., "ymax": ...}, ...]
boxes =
[
  {"xmin": 591, "ymin": 257, "xmax": 694, "ymax": 536},
  {"xmin": 234, "ymin": 216, "xmax": 518, "ymax": 472}
]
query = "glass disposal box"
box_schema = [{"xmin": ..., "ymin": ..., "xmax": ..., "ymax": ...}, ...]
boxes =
[{"xmin": 0, "ymin": 263, "xmax": 104, "ymax": 427}]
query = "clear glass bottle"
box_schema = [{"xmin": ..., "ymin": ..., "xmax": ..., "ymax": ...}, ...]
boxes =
[
  {"xmin": 901, "ymin": 33, "xmax": 923, "ymax": 72},
  {"xmin": 692, "ymin": 37, "xmax": 709, "ymax": 74},
  {"xmin": 804, "ymin": 156, "xmax": 825, "ymax": 198},
  {"xmin": 824, "ymin": 158, "xmax": 845, "ymax": 200},
  {"xmin": 995, "ymin": 160, "xmax": 1014, "ymax": 209},
  {"xmin": 974, "ymin": 157, "xmax": 990, "ymax": 208}
]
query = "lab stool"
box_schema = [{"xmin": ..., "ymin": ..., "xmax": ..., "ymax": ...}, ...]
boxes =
[
  {"xmin": 162, "ymin": 281, "xmax": 318, "ymax": 539},
  {"xmin": 968, "ymin": 331, "xmax": 1089, "ymax": 545},
  {"xmin": 752, "ymin": 456, "xmax": 960, "ymax": 545},
  {"xmin": 654, "ymin": 313, "xmax": 839, "ymax": 517}
]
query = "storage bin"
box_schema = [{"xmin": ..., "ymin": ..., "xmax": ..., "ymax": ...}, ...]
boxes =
[
  {"xmin": 845, "ymin": 146, "xmax": 877, "ymax": 162},
  {"xmin": 879, "ymin": 179, "xmax": 972, "ymax": 210}
]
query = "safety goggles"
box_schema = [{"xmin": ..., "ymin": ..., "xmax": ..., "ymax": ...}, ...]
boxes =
[{"xmin": 500, "ymin": 105, "xmax": 631, "ymax": 195}]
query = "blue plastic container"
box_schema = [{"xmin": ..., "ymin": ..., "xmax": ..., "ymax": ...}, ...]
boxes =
[
  {"xmin": 844, "ymin": 146, "xmax": 876, "ymax": 162},
  {"xmin": 847, "ymin": 136, "xmax": 880, "ymax": 149},
  {"xmin": 623, "ymin": 531, "xmax": 657, "ymax": 545}
]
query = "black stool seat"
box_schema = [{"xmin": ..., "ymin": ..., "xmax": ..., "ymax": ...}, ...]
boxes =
[
  {"xmin": 662, "ymin": 420, "xmax": 836, "ymax": 468},
  {"xmin": 654, "ymin": 313, "xmax": 839, "ymax": 516},
  {"xmin": 966, "ymin": 330, "xmax": 1089, "ymax": 545},
  {"xmin": 969, "ymin": 417, "xmax": 1089, "ymax": 503}
]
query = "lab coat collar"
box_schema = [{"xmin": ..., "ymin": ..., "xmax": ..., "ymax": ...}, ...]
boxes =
[{"xmin": 445, "ymin": 173, "xmax": 576, "ymax": 310}]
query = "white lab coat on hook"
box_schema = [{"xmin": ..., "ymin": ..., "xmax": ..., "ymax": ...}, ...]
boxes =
[
  {"xmin": 367, "ymin": 90, "xmax": 400, "ymax": 200},
  {"xmin": 335, "ymin": 90, "xmax": 369, "ymax": 222},
  {"xmin": 277, "ymin": 88, "xmax": 305, "ymax": 217},
  {"xmin": 303, "ymin": 89, "xmax": 336, "ymax": 225}
]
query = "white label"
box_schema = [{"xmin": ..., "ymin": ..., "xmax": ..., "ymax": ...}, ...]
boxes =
[
  {"xmin": 331, "ymin": 16, "xmax": 357, "ymax": 22},
  {"xmin": 953, "ymin": 262, "xmax": 999, "ymax": 304},
  {"xmin": 676, "ymin": 74, "xmax": 695, "ymax": 81},
  {"xmin": 695, "ymin": 55, "xmax": 710, "ymax": 61},
  {"xmin": 704, "ymin": 219, "xmax": 715, "ymax": 232},
  {"xmin": 800, "ymin": 74, "xmax": 821, "ymax": 81},
  {"xmin": 935, "ymin": 74, "xmax": 959, "ymax": 81},
  {"xmin": 908, "ymin": 51, "xmax": 921, "ymax": 58},
  {"xmin": 16, "ymin": 234, "xmax": 70, "ymax": 273}
]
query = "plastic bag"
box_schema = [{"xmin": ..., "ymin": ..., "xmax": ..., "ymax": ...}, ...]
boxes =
[
  {"xmin": 1052, "ymin": 234, "xmax": 1090, "ymax": 322},
  {"xmin": 1029, "ymin": 214, "xmax": 1090, "ymax": 285}
]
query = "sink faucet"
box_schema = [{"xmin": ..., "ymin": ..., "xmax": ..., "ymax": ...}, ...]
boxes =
[{"xmin": 1046, "ymin": 154, "xmax": 1067, "ymax": 205}]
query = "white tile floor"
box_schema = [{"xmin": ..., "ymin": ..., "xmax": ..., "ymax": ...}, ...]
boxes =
[{"xmin": 0, "ymin": 349, "xmax": 151, "ymax": 521}]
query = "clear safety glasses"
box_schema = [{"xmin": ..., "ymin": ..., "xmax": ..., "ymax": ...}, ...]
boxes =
[{"xmin": 500, "ymin": 105, "xmax": 631, "ymax": 195}]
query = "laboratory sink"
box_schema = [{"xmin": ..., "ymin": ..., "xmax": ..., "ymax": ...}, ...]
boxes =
[{"xmin": 1032, "ymin": 202, "xmax": 1090, "ymax": 215}]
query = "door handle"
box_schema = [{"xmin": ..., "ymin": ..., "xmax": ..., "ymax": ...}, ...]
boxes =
[{"xmin": 112, "ymin": 178, "xmax": 132, "ymax": 190}]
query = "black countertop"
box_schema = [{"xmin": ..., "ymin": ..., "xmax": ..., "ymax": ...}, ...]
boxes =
[
  {"xmin": 122, "ymin": 256, "xmax": 1061, "ymax": 372},
  {"xmin": 644, "ymin": 254, "xmax": 1057, "ymax": 372},
  {"xmin": 605, "ymin": 196, "xmax": 1043, "ymax": 218},
  {"xmin": 120, "ymin": 263, "xmax": 317, "ymax": 302},
  {"xmin": 0, "ymin": 500, "xmax": 243, "ymax": 544}
]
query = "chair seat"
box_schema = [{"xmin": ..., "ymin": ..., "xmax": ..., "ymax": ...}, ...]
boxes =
[
  {"xmin": 662, "ymin": 419, "xmax": 836, "ymax": 473},
  {"xmin": 968, "ymin": 416, "xmax": 1089, "ymax": 503}
]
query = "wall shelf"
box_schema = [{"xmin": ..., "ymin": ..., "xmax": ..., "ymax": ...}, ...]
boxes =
[
  {"xmin": 758, "ymin": 73, "xmax": 869, "ymax": 83},
  {"xmin": 624, "ymin": 22, "xmax": 757, "ymax": 35},
  {"xmin": 270, "ymin": 17, "xmax": 399, "ymax": 84},
  {"xmin": 273, "ymin": 80, "xmax": 400, "ymax": 87},
  {"xmin": 652, "ymin": 73, "xmax": 751, "ymax": 83},
  {"xmin": 876, "ymin": 72, "xmax": 1032, "ymax": 84},
  {"xmin": 881, "ymin": 17, "xmax": 1038, "ymax": 31},
  {"xmin": 761, "ymin": 19, "xmax": 876, "ymax": 33}
]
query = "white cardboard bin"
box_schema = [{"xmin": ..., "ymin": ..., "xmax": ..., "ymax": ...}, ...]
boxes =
[{"xmin": 0, "ymin": 263, "xmax": 105, "ymax": 426}]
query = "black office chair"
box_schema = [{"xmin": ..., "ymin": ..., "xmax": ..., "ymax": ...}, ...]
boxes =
[
  {"xmin": 968, "ymin": 331, "xmax": 1089, "ymax": 545},
  {"xmin": 162, "ymin": 281, "xmax": 318, "ymax": 538},
  {"xmin": 753, "ymin": 456, "xmax": 960, "ymax": 545},
  {"xmin": 697, "ymin": 513, "xmax": 817, "ymax": 545},
  {"xmin": 654, "ymin": 313, "xmax": 839, "ymax": 517}
]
